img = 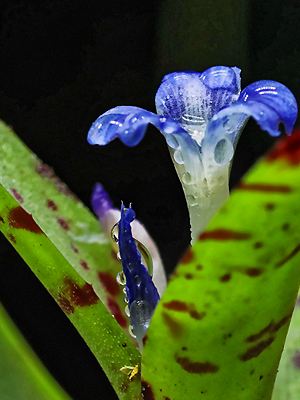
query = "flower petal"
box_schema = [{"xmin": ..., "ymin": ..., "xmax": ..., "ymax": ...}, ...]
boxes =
[
  {"xmin": 239, "ymin": 80, "xmax": 298, "ymax": 135},
  {"xmin": 118, "ymin": 204, "xmax": 160, "ymax": 344},
  {"xmin": 155, "ymin": 66, "xmax": 241, "ymax": 142},
  {"xmin": 202, "ymin": 80, "xmax": 298, "ymax": 167},
  {"xmin": 91, "ymin": 183, "xmax": 167, "ymax": 296},
  {"xmin": 87, "ymin": 105, "xmax": 189, "ymax": 147}
]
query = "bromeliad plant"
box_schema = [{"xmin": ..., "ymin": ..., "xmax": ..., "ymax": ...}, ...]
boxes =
[{"xmin": 1, "ymin": 65, "xmax": 300, "ymax": 400}]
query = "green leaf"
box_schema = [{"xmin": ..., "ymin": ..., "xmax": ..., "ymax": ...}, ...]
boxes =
[
  {"xmin": 142, "ymin": 134, "xmax": 300, "ymax": 400},
  {"xmin": 272, "ymin": 290, "xmax": 300, "ymax": 399},
  {"xmin": 0, "ymin": 121, "xmax": 140, "ymax": 400},
  {"xmin": 0, "ymin": 304, "xmax": 70, "ymax": 400}
]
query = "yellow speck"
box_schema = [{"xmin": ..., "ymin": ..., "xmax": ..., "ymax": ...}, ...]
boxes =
[{"xmin": 120, "ymin": 364, "xmax": 139, "ymax": 380}]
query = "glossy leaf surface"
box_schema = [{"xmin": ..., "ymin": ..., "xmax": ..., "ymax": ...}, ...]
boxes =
[{"xmin": 0, "ymin": 121, "xmax": 140, "ymax": 400}]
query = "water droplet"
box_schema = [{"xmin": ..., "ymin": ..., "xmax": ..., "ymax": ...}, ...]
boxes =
[
  {"xmin": 187, "ymin": 194, "xmax": 198, "ymax": 206},
  {"xmin": 129, "ymin": 325, "xmax": 136, "ymax": 338},
  {"xmin": 116, "ymin": 271, "xmax": 126, "ymax": 285},
  {"xmin": 174, "ymin": 149, "xmax": 184, "ymax": 164},
  {"xmin": 182, "ymin": 172, "xmax": 192, "ymax": 184},
  {"xmin": 165, "ymin": 134, "xmax": 180, "ymax": 149},
  {"xmin": 125, "ymin": 305, "xmax": 130, "ymax": 317},
  {"xmin": 117, "ymin": 252, "xmax": 122, "ymax": 261}
]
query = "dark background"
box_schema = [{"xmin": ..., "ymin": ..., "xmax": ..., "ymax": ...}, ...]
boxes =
[{"xmin": 0, "ymin": 1, "xmax": 300, "ymax": 399}]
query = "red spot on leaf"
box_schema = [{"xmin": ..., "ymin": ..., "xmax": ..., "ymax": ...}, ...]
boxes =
[
  {"xmin": 176, "ymin": 356, "xmax": 219, "ymax": 373},
  {"xmin": 63, "ymin": 278, "xmax": 99, "ymax": 308},
  {"xmin": 7, "ymin": 233, "xmax": 16, "ymax": 244},
  {"xmin": 244, "ymin": 268, "xmax": 263, "ymax": 277},
  {"xmin": 71, "ymin": 243, "xmax": 79, "ymax": 253},
  {"xmin": 199, "ymin": 229, "xmax": 251, "ymax": 241},
  {"xmin": 80, "ymin": 260, "xmax": 89, "ymax": 270},
  {"xmin": 142, "ymin": 380, "xmax": 155, "ymax": 400},
  {"xmin": 184, "ymin": 273, "xmax": 193, "ymax": 280},
  {"xmin": 98, "ymin": 272, "xmax": 120, "ymax": 296},
  {"xmin": 47, "ymin": 199, "xmax": 58, "ymax": 211},
  {"xmin": 107, "ymin": 297, "xmax": 127, "ymax": 327},
  {"xmin": 36, "ymin": 162, "xmax": 77, "ymax": 199},
  {"xmin": 265, "ymin": 203, "xmax": 276, "ymax": 211},
  {"xmin": 180, "ymin": 247, "xmax": 194, "ymax": 264},
  {"xmin": 267, "ymin": 130, "xmax": 300, "ymax": 165},
  {"xmin": 57, "ymin": 217, "xmax": 70, "ymax": 231},
  {"xmin": 240, "ymin": 337, "xmax": 274, "ymax": 361},
  {"xmin": 220, "ymin": 273, "xmax": 231, "ymax": 282},
  {"xmin": 11, "ymin": 188, "xmax": 24, "ymax": 203},
  {"xmin": 163, "ymin": 300, "xmax": 205, "ymax": 320},
  {"xmin": 57, "ymin": 294, "xmax": 74, "ymax": 314},
  {"xmin": 253, "ymin": 241, "xmax": 264, "ymax": 249},
  {"xmin": 276, "ymin": 244, "xmax": 300, "ymax": 267},
  {"xmin": 162, "ymin": 312, "xmax": 183, "ymax": 337},
  {"xmin": 246, "ymin": 313, "xmax": 292, "ymax": 342},
  {"xmin": 238, "ymin": 182, "xmax": 292, "ymax": 193},
  {"xmin": 8, "ymin": 206, "xmax": 43, "ymax": 233}
]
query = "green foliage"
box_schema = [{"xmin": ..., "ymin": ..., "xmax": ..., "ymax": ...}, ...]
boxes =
[
  {"xmin": 0, "ymin": 304, "xmax": 69, "ymax": 400},
  {"xmin": 273, "ymin": 290, "xmax": 300, "ymax": 399},
  {"xmin": 142, "ymin": 137, "xmax": 300, "ymax": 400},
  {"xmin": 0, "ymin": 121, "xmax": 140, "ymax": 400}
]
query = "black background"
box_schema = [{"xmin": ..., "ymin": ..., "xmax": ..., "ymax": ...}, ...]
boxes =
[{"xmin": 1, "ymin": 1, "xmax": 300, "ymax": 399}]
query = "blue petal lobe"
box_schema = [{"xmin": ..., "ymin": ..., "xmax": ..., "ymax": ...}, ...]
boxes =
[
  {"xmin": 239, "ymin": 80, "xmax": 298, "ymax": 134},
  {"xmin": 87, "ymin": 105, "xmax": 190, "ymax": 148},
  {"xmin": 91, "ymin": 183, "xmax": 113, "ymax": 221},
  {"xmin": 118, "ymin": 203, "xmax": 160, "ymax": 341},
  {"xmin": 155, "ymin": 67, "xmax": 241, "ymax": 132},
  {"xmin": 202, "ymin": 80, "xmax": 298, "ymax": 165}
]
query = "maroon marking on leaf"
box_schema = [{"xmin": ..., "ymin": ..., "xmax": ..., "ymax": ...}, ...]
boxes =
[
  {"xmin": 57, "ymin": 294, "xmax": 74, "ymax": 314},
  {"xmin": 253, "ymin": 241, "xmax": 264, "ymax": 249},
  {"xmin": 163, "ymin": 301, "xmax": 189, "ymax": 312},
  {"xmin": 64, "ymin": 278, "xmax": 99, "ymax": 307},
  {"xmin": 180, "ymin": 247, "xmax": 194, "ymax": 264},
  {"xmin": 142, "ymin": 335, "xmax": 148, "ymax": 346},
  {"xmin": 240, "ymin": 337, "xmax": 274, "ymax": 361},
  {"xmin": 57, "ymin": 217, "xmax": 70, "ymax": 231},
  {"xmin": 163, "ymin": 397, "xmax": 171, "ymax": 400},
  {"xmin": 98, "ymin": 272, "xmax": 120, "ymax": 296},
  {"xmin": 163, "ymin": 300, "xmax": 205, "ymax": 320},
  {"xmin": 199, "ymin": 229, "xmax": 251, "ymax": 241},
  {"xmin": 220, "ymin": 273, "xmax": 231, "ymax": 282},
  {"xmin": 196, "ymin": 264, "xmax": 203, "ymax": 270},
  {"xmin": 8, "ymin": 206, "xmax": 43, "ymax": 233},
  {"xmin": 265, "ymin": 203, "xmax": 276, "ymax": 211},
  {"xmin": 7, "ymin": 233, "xmax": 16, "ymax": 244},
  {"xmin": 111, "ymin": 249, "xmax": 118, "ymax": 261},
  {"xmin": 184, "ymin": 273, "xmax": 193, "ymax": 280},
  {"xmin": 80, "ymin": 260, "xmax": 89, "ymax": 270},
  {"xmin": 292, "ymin": 350, "xmax": 300, "ymax": 368},
  {"xmin": 244, "ymin": 268, "xmax": 263, "ymax": 277},
  {"xmin": 175, "ymin": 356, "xmax": 219, "ymax": 373},
  {"xmin": 36, "ymin": 162, "xmax": 77, "ymax": 199},
  {"xmin": 267, "ymin": 130, "xmax": 300, "ymax": 165},
  {"xmin": 141, "ymin": 380, "xmax": 155, "ymax": 400},
  {"xmin": 237, "ymin": 182, "xmax": 292, "ymax": 193},
  {"xmin": 47, "ymin": 199, "xmax": 58, "ymax": 211},
  {"xmin": 71, "ymin": 243, "xmax": 79, "ymax": 253},
  {"xmin": 276, "ymin": 243, "xmax": 300, "ymax": 267},
  {"xmin": 162, "ymin": 312, "xmax": 183, "ymax": 337},
  {"xmin": 107, "ymin": 297, "xmax": 127, "ymax": 328},
  {"xmin": 246, "ymin": 313, "xmax": 292, "ymax": 343},
  {"xmin": 11, "ymin": 188, "xmax": 24, "ymax": 203}
]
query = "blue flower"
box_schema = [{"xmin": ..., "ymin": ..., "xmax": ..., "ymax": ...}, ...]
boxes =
[
  {"xmin": 118, "ymin": 203, "xmax": 160, "ymax": 347},
  {"xmin": 88, "ymin": 66, "xmax": 297, "ymax": 241},
  {"xmin": 91, "ymin": 184, "xmax": 165, "ymax": 347}
]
